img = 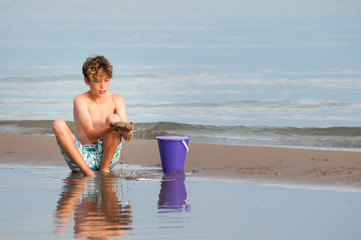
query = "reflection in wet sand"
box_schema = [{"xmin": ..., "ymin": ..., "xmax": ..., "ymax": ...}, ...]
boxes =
[
  {"xmin": 157, "ymin": 172, "xmax": 191, "ymax": 229},
  {"xmin": 54, "ymin": 172, "xmax": 132, "ymax": 239},
  {"xmin": 158, "ymin": 172, "xmax": 190, "ymax": 213}
]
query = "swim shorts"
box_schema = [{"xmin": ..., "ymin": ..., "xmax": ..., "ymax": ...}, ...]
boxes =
[{"xmin": 57, "ymin": 136, "xmax": 122, "ymax": 171}]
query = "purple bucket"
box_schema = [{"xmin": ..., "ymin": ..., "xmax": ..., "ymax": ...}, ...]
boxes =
[{"xmin": 156, "ymin": 136, "xmax": 192, "ymax": 173}]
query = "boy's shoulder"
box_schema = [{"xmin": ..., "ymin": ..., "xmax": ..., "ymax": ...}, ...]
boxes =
[
  {"xmin": 73, "ymin": 92, "xmax": 89, "ymax": 104},
  {"xmin": 109, "ymin": 92, "xmax": 124, "ymax": 101}
]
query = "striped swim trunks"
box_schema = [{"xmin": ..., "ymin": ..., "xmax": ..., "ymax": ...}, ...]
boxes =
[{"xmin": 57, "ymin": 135, "xmax": 122, "ymax": 171}]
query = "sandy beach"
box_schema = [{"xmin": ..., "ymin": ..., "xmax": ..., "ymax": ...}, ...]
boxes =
[{"xmin": 1, "ymin": 133, "xmax": 361, "ymax": 190}]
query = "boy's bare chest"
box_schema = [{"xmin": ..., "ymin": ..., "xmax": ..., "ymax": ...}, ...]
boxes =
[{"xmin": 87, "ymin": 101, "xmax": 116, "ymax": 124}]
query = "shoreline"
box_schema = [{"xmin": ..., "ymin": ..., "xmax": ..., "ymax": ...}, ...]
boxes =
[{"xmin": 1, "ymin": 133, "xmax": 361, "ymax": 191}]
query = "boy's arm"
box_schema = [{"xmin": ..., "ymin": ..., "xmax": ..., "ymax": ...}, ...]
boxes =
[
  {"xmin": 113, "ymin": 95, "xmax": 133, "ymax": 141},
  {"xmin": 73, "ymin": 96, "xmax": 113, "ymax": 143}
]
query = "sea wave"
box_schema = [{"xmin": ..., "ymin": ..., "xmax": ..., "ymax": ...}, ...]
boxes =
[
  {"xmin": 1, "ymin": 120, "xmax": 360, "ymax": 151},
  {"xmin": 126, "ymin": 99, "xmax": 360, "ymax": 109}
]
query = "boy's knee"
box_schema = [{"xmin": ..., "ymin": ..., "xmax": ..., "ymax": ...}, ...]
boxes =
[
  {"xmin": 52, "ymin": 119, "xmax": 67, "ymax": 134},
  {"xmin": 106, "ymin": 114, "xmax": 121, "ymax": 124}
]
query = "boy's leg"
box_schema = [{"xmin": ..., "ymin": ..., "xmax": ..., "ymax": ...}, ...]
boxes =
[
  {"xmin": 52, "ymin": 119, "xmax": 95, "ymax": 177},
  {"xmin": 100, "ymin": 114, "xmax": 122, "ymax": 173}
]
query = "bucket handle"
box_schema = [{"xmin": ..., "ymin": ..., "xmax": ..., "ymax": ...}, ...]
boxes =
[{"xmin": 181, "ymin": 139, "xmax": 189, "ymax": 153}]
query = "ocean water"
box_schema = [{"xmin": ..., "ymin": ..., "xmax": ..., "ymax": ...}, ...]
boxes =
[
  {"xmin": 1, "ymin": 164, "xmax": 361, "ymax": 240},
  {"xmin": 1, "ymin": 0, "xmax": 361, "ymax": 150}
]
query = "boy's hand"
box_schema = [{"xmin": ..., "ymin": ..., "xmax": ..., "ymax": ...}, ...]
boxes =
[{"xmin": 109, "ymin": 121, "xmax": 134, "ymax": 132}]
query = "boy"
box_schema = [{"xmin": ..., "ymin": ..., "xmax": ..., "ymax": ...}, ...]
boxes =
[{"xmin": 53, "ymin": 55, "xmax": 133, "ymax": 177}]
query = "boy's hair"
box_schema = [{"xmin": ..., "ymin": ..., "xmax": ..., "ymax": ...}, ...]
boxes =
[{"xmin": 82, "ymin": 55, "xmax": 113, "ymax": 81}]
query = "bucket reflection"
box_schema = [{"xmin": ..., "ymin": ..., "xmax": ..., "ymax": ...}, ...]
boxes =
[
  {"xmin": 158, "ymin": 172, "xmax": 190, "ymax": 213},
  {"xmin": 54, "ymin": 172, "xmax": 132, "ymax": 239}
]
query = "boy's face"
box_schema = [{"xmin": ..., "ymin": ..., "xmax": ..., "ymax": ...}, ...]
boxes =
[{"xmin": 85, "ymin": 75, "xmax": 111, "ymax": 97}]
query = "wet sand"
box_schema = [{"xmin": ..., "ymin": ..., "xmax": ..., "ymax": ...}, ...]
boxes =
[{"xmin": 1, "ymin": 133, "xmax": 361, "ymax": 190}]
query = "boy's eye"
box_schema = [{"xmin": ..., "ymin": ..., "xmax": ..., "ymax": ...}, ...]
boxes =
[{"xmin": 93, "ymin": 78, "xmax": 109, "ymax": 83}]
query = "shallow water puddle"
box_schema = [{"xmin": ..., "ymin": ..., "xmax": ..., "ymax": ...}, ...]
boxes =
[{"xmin": 0, "ymin": 164, "xmax": 360, "ymax": 240}]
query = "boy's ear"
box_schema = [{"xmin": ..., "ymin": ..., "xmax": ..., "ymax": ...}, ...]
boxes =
[{"xmin": 84, "ymin": 77, "xmax": 90, "ymax": 86}]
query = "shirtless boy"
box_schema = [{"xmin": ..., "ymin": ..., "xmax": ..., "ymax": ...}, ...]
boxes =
[{"xmin": 53, "ymin": 55, "xmax": 133, "ymax": 177}]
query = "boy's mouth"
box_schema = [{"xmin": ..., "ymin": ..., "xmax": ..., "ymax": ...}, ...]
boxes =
[{"xmin": 99, "ymin": 90, "xmax": 106, "ymax": 94}]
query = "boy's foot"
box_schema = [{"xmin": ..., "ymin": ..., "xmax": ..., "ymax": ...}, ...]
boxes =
[
  {"xmin": 83, "ymin": 170, "xmax": 96, "ymax": 177},
  {"xmin": 100, "ymin": 168, "xmax": 111, "ymax": 175}
]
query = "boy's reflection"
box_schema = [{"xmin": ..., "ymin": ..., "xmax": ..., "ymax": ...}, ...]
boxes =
[{"xmin": 54, "ymin": 172, "xmax": 132, "ymax": 239}]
